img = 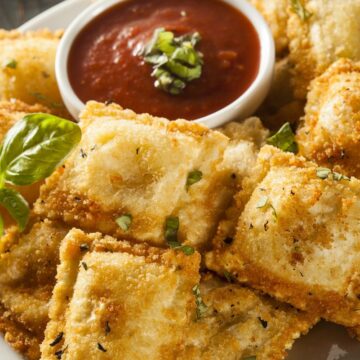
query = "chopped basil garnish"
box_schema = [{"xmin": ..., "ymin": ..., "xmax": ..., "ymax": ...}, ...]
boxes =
[
  {"xmin": 316, "ymin": 167, "xmax": 350, "ymax": 181},
  {"xmin": 266, "ymin": 123, "xmax": 298, "ymax": 154},
  {"xmin": 0, "ymin": 113, "xmax": 81, "ymax": 231},
  {"xmin": 186, "ymin": 170, "xmax": 203, "ymax": 189},
  {"xmin": 4, "ymin": 59, "xmax": 17, "ymax": 69},
  {"xmin": 290, "ymin": 0, "xmax": 312, "ymax": 21},
  {"xmin": 316, "ymin": 167, "xmax": 331, "ymax": 180},
  {"xmin": 142, "ymin": 28, "xmax": 203, "ymax": 95},
  {"xmin": 192, "ymin": 284, "xmax": 208, "ymax": 320},
  {"xmin": 164, "ymin": 216, "xmax": 194, "ymax": 255},
  {"xmin": 224, "ymin": 270, "xmax": 233, "ymax": 283},
  {"xmin": 165, "ymin": 216, "xmax": 179, "ymax": 244},
  {"xmin": 256, "ymin": 196, "xmax": 268, "ymax": 209},
  {"xmin": 116, "ymin": 214, "xmax": 132, "ymax": 231}
]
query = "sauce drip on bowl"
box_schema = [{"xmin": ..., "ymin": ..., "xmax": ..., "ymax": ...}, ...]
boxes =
[{"xmin": 68, "ymin": 0, "xmax": 260, "ymax": 120}]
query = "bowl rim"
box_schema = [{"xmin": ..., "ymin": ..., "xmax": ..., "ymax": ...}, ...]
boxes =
[{"xmin": 56, "ymin": 0, "xmax": 275, "ymax": 127}]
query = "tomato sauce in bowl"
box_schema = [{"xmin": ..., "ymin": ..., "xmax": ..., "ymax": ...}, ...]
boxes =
[{"xmin": 68, "ymin": 0, "xmax": 260, "ymax": 120}]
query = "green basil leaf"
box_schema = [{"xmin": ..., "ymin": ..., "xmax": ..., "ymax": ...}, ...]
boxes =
[
  {"xmin": 266, "ymin": 123, "xmax": 298, "ymax": 154},
  {"xmin": 0, "ymin": 113, "xmax": 81, "ymax": 186},
  {"xmin": 0, "ymin": 188, "xmax": 29, "ymax": 231}
]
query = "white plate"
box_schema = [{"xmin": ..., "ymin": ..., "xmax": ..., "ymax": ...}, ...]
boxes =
[{"xmin": 0, "ymin": 0, "xmax": 358, "ymax": 359}]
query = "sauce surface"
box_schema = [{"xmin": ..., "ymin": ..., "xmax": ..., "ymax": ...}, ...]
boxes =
[{"xmin": 68, "ymin": 0, "xmax": 260, "ymax": 120}]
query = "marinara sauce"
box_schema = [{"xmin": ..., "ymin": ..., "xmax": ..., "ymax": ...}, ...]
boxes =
[{"xmin": 68, "ymin": 0, "xmax": 260, "ymax": 120}]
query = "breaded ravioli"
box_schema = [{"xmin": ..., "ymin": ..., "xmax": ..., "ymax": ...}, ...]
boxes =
[
  {"xmin": 178, "ymin": 274, "xmax": 318, "ymax": 360},
  {"xmin": 0, "ymin": 219, "xmax": 69, "ymax": 360},
  {"xmin": 0, "ymin": 100, "xmax": 51, "ymax": 227},
  {"xmin": 297, "ymin": 59, "xmax": 360, "ymax": 178},
  {"xmin": 206, "ymin": 146, "xmax": 360, "ymax": 327},
  {"xmin": 0, "ymin": 30, "xmax": 68, "ymax": 117},
  {"xmin": 41, "ymin": 229, "xmax": 316, "ymax": 360},
  {"xmin": 248, "ymin": 0, "xmax": 289, "ymax": 54},
  {"xmin": 41, "ymin": 229, "xmax": 201, "ymax": 360},
  {"xmin": 34, "ymin": 101, "xmax": 230, "ymax": 249},
  {"xmin": 288, "ymin": 0, "xmax": 360, "ymax": 98}
]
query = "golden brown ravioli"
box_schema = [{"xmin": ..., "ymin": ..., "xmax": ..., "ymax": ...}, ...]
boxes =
[
  {"xmin": 288, "ymin": 0, "xmax": 360, "ymax": 98},
  {"xmin": 0, "ymin": 30, "xmax": 69, "ymax": 118},
  {"xmin": 297, "ymin": 59, "xmax": 360, "ymax": 178},
  {"xmin": 40, "ymin": 229, "xmax": 201, "ymax": 360},
  {"xmin": 34, "ymin": 101, "xmax": 231, "ymax": 249},
  {"xmin": 41, "ymin": 229, "xmax": 316, "ymax": 360},
  {"xmin": 206, "ymin": 146, "xmax": 360, "ymax": 327},
  {"xmin": 0, "ymin": 219, "xmax": 69, "ymax": 359}
]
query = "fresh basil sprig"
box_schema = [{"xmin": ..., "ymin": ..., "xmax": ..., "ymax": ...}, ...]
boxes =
[
  {"xmin": 142, "ymin": 28, "xmax": 203, "ymax": 95},
  {"xmin": 0, "ymin": 113, "xmax": 81, "ymax": 232}
]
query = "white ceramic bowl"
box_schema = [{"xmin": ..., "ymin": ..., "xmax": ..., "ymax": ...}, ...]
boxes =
[{"xmin": 56, "ymin": 0, "xmax": 275, "ymax": 128}]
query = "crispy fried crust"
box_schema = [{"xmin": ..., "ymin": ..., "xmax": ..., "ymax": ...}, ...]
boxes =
[
  {"xmin": 0, "ymin": 30, "xmax": 70, "ymax": 118},
  {"xmin": 297, "ymin": 59, "xmax": 360, "ymax": 178},
  {"xmin": 0, "ymin": 304, "xmax": 41, "ymax": 360},
  {"xmin": 178, "ymin": 274, "xmax": 318, "ymax": 360},
  {"xmin": 0, "ymin": 219, "xmax": 69, "ymax": 358},
  {"xmin": 248, "ymin": 0, "xmax": 289, "ymax": 54},
  {"xmin": 206, "ymin": 146, "xmax": 360, "ymax": 327},
  {"xmin": 34, "ymin": 101, "xmax": 230, "ymax": 249},
  {"xmin": 288, "ymin": 0, "xmax": 360, "ymax": 99},
  {"xmin": 41, "ymin": 229, "xmax": 201, "ymax": 360}
]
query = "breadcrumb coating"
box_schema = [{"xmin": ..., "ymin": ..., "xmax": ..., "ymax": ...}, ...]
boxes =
[
  {"xmin": 288, "ymin": 0, "xmax": 360, "ymax": 98},
  {"xmin": 297, "ymin": 59, "xmax": 360, "ymax": 178},
  {"xmin": 206, "ymin": 146, "xmax": 360, "ymax": 327}
]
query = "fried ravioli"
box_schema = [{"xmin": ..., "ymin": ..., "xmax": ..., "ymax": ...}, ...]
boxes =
[
  {"xmin": 297, "ymin": 59, "xmax": 360, "ymax": 178},
  {"xmin": 0, "ymin": 30, "xmax": 68, "ymax": 117},
  {"xmin": 0, "ymin": 219, "xmax": 69, "ymax": 359},
  {"xmin": 248, "ymin": 0, "xmax": 289, "ymax": 54},
  {"xmin": 34, "ymin": 101, "xmax": 230, "ymax": 249},
  {"xmin": 178, "ymin": 274, "xmax": 318, "ymax": 360},
  {"xmin": 206, "ymin": 146, "xmax": 360, "ymax": 327},
  {"xmin": 40, "ymin": 229, "xmax": 201, "ymax": 360},
  {"xmin": 288, "ymin": 0, "xmax": 360, "ymax": 98},
  {"xmin": 41, "ymin": 229, "xmax": 316, "ymax": 360}
]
